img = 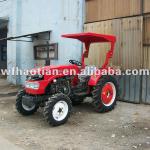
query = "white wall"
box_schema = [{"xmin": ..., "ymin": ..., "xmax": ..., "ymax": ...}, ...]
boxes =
[
  {"xmin": 0, "ymin": 0, "xmax": 11, "ymax": 18},
  {"xmin": 0, "ymin": 0, "xmax": 84, "ymax": 84},
  {"xmin": 0, "ymin": 0, "xmax": 17, "ymax": 83}
]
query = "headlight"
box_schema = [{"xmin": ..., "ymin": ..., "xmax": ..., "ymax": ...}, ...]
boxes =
[{"xmin": 25, "ymin": 82, "xmax": 39, "ymax": 89}]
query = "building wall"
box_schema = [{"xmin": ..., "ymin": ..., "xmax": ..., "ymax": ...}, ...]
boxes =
[
  {"xmin": 0, "ymin": 0, "xmax": 85, "ymax": 84},
  {"xmin": 84, "ymin": 0, "xmax": 150, "ymax": 104},
  {"xmin": 0, "ymin": 0, "xmax": 11, "ymax": 18},
  {"xmin": 84, "ymin": 16, "xmax": 143, "ymax": 70},
  {"xmin": 85, "ymin": 0, "xmax": 141, "ymax": 23}
]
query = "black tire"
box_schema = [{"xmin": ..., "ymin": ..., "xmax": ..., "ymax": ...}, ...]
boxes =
[
  {"xmin": 43, "ymin": 93, "xmax": 72, "ymax": 126},
  {"xmin": 92, "ymin": 76, "xmax": 119, "ymax": 113},
  {"xmin": 16, "ymin": 90, "xmax": 38, "ymax": 116}
]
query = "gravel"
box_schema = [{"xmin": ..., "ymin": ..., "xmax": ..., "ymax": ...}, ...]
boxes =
[{"xmin": 0, "ymin": 78, "xmax": 150, "ymax": 150}]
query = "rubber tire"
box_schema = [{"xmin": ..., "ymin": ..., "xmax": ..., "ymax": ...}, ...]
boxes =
[
  {"xmin": 16, "ymin": 90, "xmax": 38, "ymax": 116},
  {"xmin": 43, "ymin": 93, "xmax": 72, "ymax": 126},
  {"xmin": 92, "ymin": 76, "xmax": 119, "ymax": 113}
]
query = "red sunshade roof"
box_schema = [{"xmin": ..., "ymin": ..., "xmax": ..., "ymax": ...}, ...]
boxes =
[{"xmin": 62, "ymin": 32, "xmax": 116, "ymax": 43}]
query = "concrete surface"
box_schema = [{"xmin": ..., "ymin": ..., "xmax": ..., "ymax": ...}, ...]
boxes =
[
  {"xmin": 0, "ymin": 78, "xmax": 150, "ymax": 150},
  {"xmin": 0, "ymin": 136, "xmax": 24, "ymax": 150}
]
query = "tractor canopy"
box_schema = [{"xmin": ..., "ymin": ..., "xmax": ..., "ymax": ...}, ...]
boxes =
[
  {"xmin": 62, "ymin": 32, "xmax": 116, "ymax": 69},
  {"xmin": 62, "ymin": 32, "xmax": 116, "ymax": 43}
]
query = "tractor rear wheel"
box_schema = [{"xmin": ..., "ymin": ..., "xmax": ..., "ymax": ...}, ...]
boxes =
[
  {"xmin": 92, "ymin": 76, "xmax": 119, "ymax": 113},
  {"xmin": 43, "ymin": 93, "xmax": 72, "ymax": 126}
]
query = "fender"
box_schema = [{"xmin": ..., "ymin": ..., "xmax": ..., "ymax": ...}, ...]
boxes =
[
  {"xmin": 88, "ymin": 67, "xmax": 115, "ymax": 86},
  {"xmin": 88, "ymin": 74, "xmax": 103, "ymax": 86}
]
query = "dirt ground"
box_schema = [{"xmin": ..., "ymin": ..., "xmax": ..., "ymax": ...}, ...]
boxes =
[{"xmin": 0, "ymin": 78, "xmax": 150, "ymax": 150}]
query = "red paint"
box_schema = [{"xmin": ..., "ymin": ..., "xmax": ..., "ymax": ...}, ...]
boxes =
[
  {"xmin": 25, "ymin": 32, "xmax": 116, "ymax": 95},
  {"xmin": 25, "ymin": 64, "xmax": 80, "ymax": 95},
  {"xmin": 101, "ymin": 83, "xmax": 114, "ymax": 105},
  {"xmin": 25, "ymin": 80, "xmax": 49, "ymax": 95},
  {"xmin": 62, "ymin": 32, "xmax": 116, "ymax": 86}
]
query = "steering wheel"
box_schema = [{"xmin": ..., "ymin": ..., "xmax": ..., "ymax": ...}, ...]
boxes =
[{"xmin": 69, "ymin": 60, "xmax": 82, "ymax": 66}]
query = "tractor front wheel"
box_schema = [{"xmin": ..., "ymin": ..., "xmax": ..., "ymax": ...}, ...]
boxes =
[
  {"xmin": 43, "ymin": 93, "xmax": 72, "ymax": 126},
  {"xmin": 16, "ymin": 90, "xmax": 38, "ymax": 116},
  {"xmin": 92, "ymin": 76, "xmax": 119, "ymax": 113}
]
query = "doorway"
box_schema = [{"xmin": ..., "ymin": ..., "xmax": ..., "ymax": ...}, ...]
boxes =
[{"xmin": 0, "ymin": 25, "xmax": 7, "ymax": 70}]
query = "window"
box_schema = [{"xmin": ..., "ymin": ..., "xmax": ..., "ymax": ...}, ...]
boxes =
[
  {"xmin": 1, "ymin": 46, "xmax": 7, "ymax": 61},
  {"xmin": 34, "ymin": 43, "xmax": 58, "ymax": 60}
]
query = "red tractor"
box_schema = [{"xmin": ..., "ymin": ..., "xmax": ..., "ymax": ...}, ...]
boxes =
[{"xmin": 16, "ymin": 33, "xmax": 119, "ymax": 126}]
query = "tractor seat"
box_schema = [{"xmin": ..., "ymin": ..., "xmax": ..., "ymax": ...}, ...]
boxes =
[{"xmin": 79, "ymin": 65, "xmax": 97, "ymax": 82}]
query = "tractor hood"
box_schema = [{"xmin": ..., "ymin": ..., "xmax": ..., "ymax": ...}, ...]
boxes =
[{"xmin": 29, "ymin": 65, "xmax": 80, "ymax": 76}]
